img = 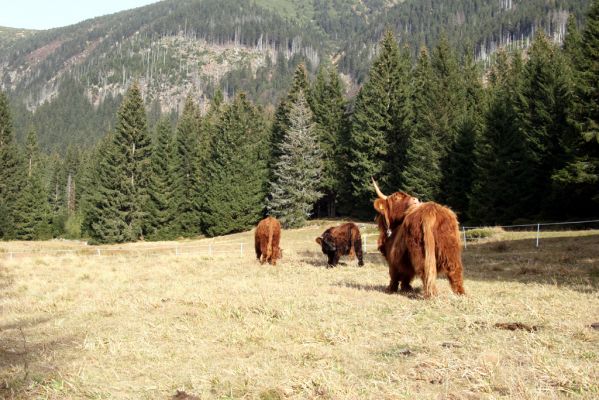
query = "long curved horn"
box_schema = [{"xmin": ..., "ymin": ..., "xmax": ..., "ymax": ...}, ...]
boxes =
[{"xmin": 371, "ymin": 177, "xmax": 387, "ymax": 200}]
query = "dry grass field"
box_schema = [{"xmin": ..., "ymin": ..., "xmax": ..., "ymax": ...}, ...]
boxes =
[{"xmin": 1, "ymin": 221, "xmax": 598, "ymax": 399}]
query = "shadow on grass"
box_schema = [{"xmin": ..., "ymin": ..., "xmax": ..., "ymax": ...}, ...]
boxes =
[
  {"xmin": 463, "ymin": 234, "xmax": 599, "ymax": 291},
  {"xmin": 296, "ymin": 250, "xmax": 375, "ymax": 268},
  {"xmin": 0, "ymin": 315, "xmax": 80, "ymax": 398},
  {"xmin": 0, "ymin": 269, "xmax": 79, "ymax": 398}
]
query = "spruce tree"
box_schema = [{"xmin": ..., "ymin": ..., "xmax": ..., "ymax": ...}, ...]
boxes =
[
  {"xmin": 564, "ymin": 14, "xmax": 584, "ymax": 70},
  {"xmin": 577, "ymin": 0, "xmax": 599, "ymax": 144},
  {"xmin": 441, "ymin": 49, "xmax": 485, "ymax": 220},
  {"xmin": 267, "ymin": 90, "xmax": 323, "ymax": 228},
  {"xmin": 400, "ymin": 47, "xmax": 442, "ymax": 201},
  {"xmin": 348, "ymin": 31, "xmax": 406, "ymax": 214},
  {"xmin": 272, "ymin": 63, "xmax": 310, "ymax": 161},
  {"xmin": 85, "ymin": 82, "xmax": 152, "ymax": 243},
  {"xmin": 171, "ymin": 94, "xmax": 203, "ymax": 237},
  {"xmin": 201, "ymin": 93, "xmax": 270, "ymax": 237},
  {"xmin": 566, "ymin": 0, "xmax": 599, "ymax": 211},
  {"xmin": 0, "ymin": 90, "xmax": 24, "ymax": 239},
  {"xmin": 431, "ymin": 35, "xmax": 467, "ymax": 203},
  {"xmin": 515, "ymin": 32, "xmax": 577, "ymax": 218},
  {"xmin": 384, "ymin": 44, "xmax": 413, "ymax": 194},
  {"xmin": 146, "ymin": 118, "xmax": 175, "ymax": 240},
  {"xmin": 309, "ymin": 64, "xmax": 347, "ymax": 216},
  {"xmin": 13, "ymin": 129, "xmax": 51, "ymax": 240},
  {"xmin": 83, "ymin": 133, "xmax": 129, "ymax": 243},
  {"xmin": 469, "ymin": 52, "xmax": 527, "ymax": 224}
]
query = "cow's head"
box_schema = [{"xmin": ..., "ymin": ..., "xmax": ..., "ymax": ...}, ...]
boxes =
[
  {"xmin": 316, "ymin": 234, "xmax": 336, "ymax": 253},
  {"xmin": 372, "ymin": 178, "xmax": 420, "ymax": 238}
]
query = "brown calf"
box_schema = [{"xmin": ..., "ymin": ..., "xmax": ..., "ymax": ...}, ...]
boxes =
[{"xmin": 316, "ymin": 222, "xmax": 364, "ymax": 268}]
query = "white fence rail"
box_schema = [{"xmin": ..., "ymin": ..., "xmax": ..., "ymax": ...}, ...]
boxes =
[
  {"xmin": 3, "ymin": 219, "xmax": 597, "ymax": 259},
  {"xmin": 461, "ymin": 219, "xmax": 599, "ymax": 248}
]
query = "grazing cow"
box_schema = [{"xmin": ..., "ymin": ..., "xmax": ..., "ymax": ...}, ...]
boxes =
[
  {"xmin": 255, "ymin": 216, "xmax": 282, "ymax": 265},
  {"xmin": 316, "ymin": 223, "xmax": 364, "ymax": 268},
  {"xmin": 372, "ymin": 179, "xmax": 465, "ymax": 298}
]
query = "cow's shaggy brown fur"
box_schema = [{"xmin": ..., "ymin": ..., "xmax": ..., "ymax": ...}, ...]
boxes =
[
  {"xmin": 255, "ymin": 216, "xmax": 282, "ymax": 265},
  {"xmin": 374, "ymin": 190, "xmax": 465, "ymax": 298},
  {"xmin": 316, "ymin": 222, "xmax": 364, "ymax": 268}
]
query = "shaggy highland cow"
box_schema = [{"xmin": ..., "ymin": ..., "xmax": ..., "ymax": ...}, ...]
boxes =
[
  {"xmin": 372, "ymin": 179, "xmax": 465, "ymax": 298},
  {"xmin": 255, "ymin": 216, "xmax": 282, "ymax": 265},
  {"xmin": 316, "ymin": 223, "xmax": 364, "ymax": 268}
]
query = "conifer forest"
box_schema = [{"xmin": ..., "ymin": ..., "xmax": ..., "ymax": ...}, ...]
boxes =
[{"xmin": 1, "ymin": 1, "xmax": 598, "ymax": 244}]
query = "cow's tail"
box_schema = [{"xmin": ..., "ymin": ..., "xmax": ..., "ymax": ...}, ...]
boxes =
[
  {"xmin": 266, "ymin": 219, "xmax": 274, "ymax": 261},
  {"xmin": 422, "ymin": 214, "xmax": 437, "ymax": 298}
]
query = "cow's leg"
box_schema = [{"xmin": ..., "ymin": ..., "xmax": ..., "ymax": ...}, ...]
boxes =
[
  {"xmin": 348, "ymin": 246, "xmax": 356, "ymax": 260},
  {"xmin": 259, "ymin": 244, "xmax": 267, "ymax": 264},
  {"xmin": 354, "ymin": 238, "xmax": 364, "ymax": 267},
  {"xmin": 399, "ymin": 271, "xmax": 415, "ymax": 292},
  {"xmin": 328, "ymin": 252, "xmax": 339, "ymax": 268},
  {"xmin": 387, "ymin": 265, "xmax": 400, "ymax": 293},
  {"xmin": 399, "ymin": 253, "xmax": 415, "ymax": 291},
  {"xmin": 255, "ymin": 240, "xmax": 261, "ymax": 261}
]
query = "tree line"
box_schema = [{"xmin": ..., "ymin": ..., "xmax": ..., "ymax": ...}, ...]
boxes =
[{"xmin": 1, "ymin": 2, "xmax": 598, "ymax": 243}]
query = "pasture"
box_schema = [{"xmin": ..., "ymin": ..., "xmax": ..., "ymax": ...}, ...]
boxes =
[{"xmin": 1, "ymin": 221, "xmax": 598, "ymax": 399}]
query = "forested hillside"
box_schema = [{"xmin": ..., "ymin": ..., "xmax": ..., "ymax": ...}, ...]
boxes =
[{"xmin": 0, "ymin": 0, "xmax": 592, "ymax": 151}]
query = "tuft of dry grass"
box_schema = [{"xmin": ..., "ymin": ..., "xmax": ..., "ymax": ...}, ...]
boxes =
[{"xmin": 1, "ymin": 222, "xmax": 598, "ymax": 399}]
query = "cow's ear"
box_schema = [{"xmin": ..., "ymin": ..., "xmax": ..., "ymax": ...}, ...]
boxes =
[
  {"xmin": 374, "ymin": 198, "xmax": 387, "ymax": 214},
  {"xmin": 315, "ymin": 237, "xmax": 323, "ymax": 245}
]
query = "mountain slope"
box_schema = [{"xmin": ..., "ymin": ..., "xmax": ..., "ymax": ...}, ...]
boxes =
[{"xmin": 0, "ymin": 0, "xmax": 592, "ymax": 151}]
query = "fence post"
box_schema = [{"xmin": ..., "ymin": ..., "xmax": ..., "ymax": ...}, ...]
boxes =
[
  {"xmin": 240, "ymin": 243, "xmax": 244, "ymax": 257},
  {"xmin": 536, "ymin": 223, "xmax": 540, "ymax": 248},
  {"xmin": 176, "ymin": 245, "xmax": 179, "ymax": 256},
  {"xmin": 9, "ymin": 252, "xmax": 13, "ymax": 260},
  {"xmin": 97, "ymin": 249, "xmax": 101, "ymax": 256},
  {"xmin": 209, "ymin": 243, "xmax": 212, "ymax": 257},
  {"xmin": 462, "ymin": 227, "xmax": 467, "ymax": 249}
]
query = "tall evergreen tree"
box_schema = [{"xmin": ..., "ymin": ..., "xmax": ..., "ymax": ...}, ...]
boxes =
[
  {"xmin": 271, "ymin": 63, "xmax": 310, "ymax": 161},
  {"xmin": 13, "ymin": 129, "xmax": 51, "ymax": 240},
  {"xmin": 85, "ymin": 82, "xmax": 152, "ymax": 243},
  {"xmin": 430, "ymin": 35, "xmax": 467, "ymax": 203},
  {"xmin": 384, "ymin": 44, "xmax": 413, "ymax": 193},
  {"xmin": 577, "ymin": 0, "xmax": 599, "ymax": 144},
  {"xmin": 348, "ymin": 31, "xmax": 406, "ymax": 214},
  {"xmin": 268, "ymin": 90, "xmax": 323, "ymax": 228},
  {"xmin": 564, "ymin": 14, "xmax": 584, "ymax": 70},
  {"xmin": 400, "ymin": 47, "xmax": 442, "ymax": 201},
  {"xmin": 557, "ymin": 1, "xmax": 599, "ymax": 213},
  {"xmin": 171, "ymin": 93, "xmax": 203, "ymax": 237},
  {"xmin": 146, "ymin": 118, "xmax": 175, "ymax": 240},
  {"xmin": 469, "ymin": 52, "xmax": 527, "ymax": 224},
  {"xmin": 515, "ymin": 32, "xmax": 577, "ymax": 218},
  {"xmin": 0, "ymin": 91, "xmax": 24, "ymax": 239},
  {"xmin": 201, "ymin": 93, "xmax": 270, "ymax": 237},
  {"xmin": 309, "ymin": 64, "xmax": 347, "ymax": 216},
  {"xmin": 442, "ymin": 49, "xmax": 485, "ymax": 220}
]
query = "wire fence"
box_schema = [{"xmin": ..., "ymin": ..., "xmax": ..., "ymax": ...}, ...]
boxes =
[
  {"xmin": 2, "ymin": 220, "xmax": 597, "ymax": 259},
  {"xmin": 461, "ymin": 219, "xmax": 599, "ymax": 248}
]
